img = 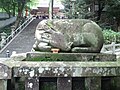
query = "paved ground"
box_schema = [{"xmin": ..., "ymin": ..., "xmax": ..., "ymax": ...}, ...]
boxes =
[{"xmin": 0, "ymin": 19, "xmax": 41, "ymax": 57}]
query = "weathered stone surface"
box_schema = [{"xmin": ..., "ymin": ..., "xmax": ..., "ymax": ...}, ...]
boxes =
[
  {"xmin": 0, "ymin": 52, "xmax": 119, "ymax": 90},
  {"xmin": 10, "ymin": 53, "xmax": 27, "ymax": 61},
  {"xmin": 12, "ymin": 62, "xmax": 120, "ymax": 77},
  {"xmin": 0, "ymin": 80, "xmax": 7, "ymax": 90},
  {"xmin": 26, "ymin": 52, "xmax": 116, "ymax": 61},
  {"xmin": 57, "ymin": 77, "xmax": 72, "ymax": 90},
  {"xmin": 0, "ymin": 63, "xmax": 11, "ymax": 79},
  {"xmin": 33, "ymin": 19, "xmax": 104, "ymax": 53},
  {"xmin": 25, "ymin": 77, "xmax": 39, "ymax": 90},
  {"xmin": 85, "ymin": 77, "xmax": 101, "ymax": 90}
]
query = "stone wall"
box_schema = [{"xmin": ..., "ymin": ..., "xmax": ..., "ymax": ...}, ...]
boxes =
[
  {"xmin": 0, "ymin": 52, "xmax": 120, "ymax": 90},
  {"xmin": 0, "ymin": 17, "xmax": 16, "ymax": 28},
  {"xmin": 0, "ymin": 12, "xmax": 12, "ymax": 19}
]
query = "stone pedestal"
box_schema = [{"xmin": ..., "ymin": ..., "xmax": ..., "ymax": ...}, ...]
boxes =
[
  {"xmin": 26, "ymin": 52, "xmax": 116, "ymax": 61},
  {"xmin": 7, "ymin": 52, "xmax": 120, "ymax": 90}
]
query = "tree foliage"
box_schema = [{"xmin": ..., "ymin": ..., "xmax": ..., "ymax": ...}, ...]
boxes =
[
  {"xmin": 0, "ymin": 0, "xmax": 40, "ymax": 28},
  {"xmin": 62, "ymin": 0, "xmax": 120, "ymax": 21},
  {"xmin": 62, "ymin": 0, "xmax": 90, "ymax": 19},
  {"xmin": 0, "ymin": 0, "xmax": 15, "ymax": 17},
  {"xmin": 102, "ymin": 29, "xmax": 120, "ymax": 44},
  {"xmin": 0, "ymin": 0, "xmax": 34, "ymax": 18},
  {"xmin": 106, "ymin": 0, "xmax": 120, "ymax": 27}
]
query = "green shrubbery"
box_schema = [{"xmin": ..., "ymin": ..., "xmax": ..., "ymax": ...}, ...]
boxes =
[
  {"xmin": 0, "ymin": 26, "xmax": 11, "ymax": 35},
  {"xmin": 102, "ymin": 29, "xmax": 120, "ymax": 44}
]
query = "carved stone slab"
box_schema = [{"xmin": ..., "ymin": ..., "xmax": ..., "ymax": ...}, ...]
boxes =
[
  {"xmin": 0, "ymin": 63, "xmax": 11, "ymax": 79},
  {"xmin": 26, "ymin": 52, "xmax": 116, "ymax": 61},
  {"xmin": 13, "ymin": 64, "xmax": 120, "ymax": 77}
]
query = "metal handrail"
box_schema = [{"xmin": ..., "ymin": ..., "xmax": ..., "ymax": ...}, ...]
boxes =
[{"xmin": 0, "ymin": 16, "xmax": 34, "ymax": 52}]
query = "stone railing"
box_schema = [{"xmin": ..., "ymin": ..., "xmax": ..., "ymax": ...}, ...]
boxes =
[
  {"xmin": 0, "ymin": 52, "xmax": 120, "ymax": 90},
  {"xmin": 101, "ymin": 42, "xmax": 120, "ymax": 54},
  {"xmin": 0, "ymin": 17, "xmax": 34, "ymax": 52}
]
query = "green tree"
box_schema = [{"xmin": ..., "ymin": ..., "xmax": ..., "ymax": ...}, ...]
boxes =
[
  {"xmin": 0, "ymin": 0, "xmax": 39, "ymax": 27},
  {"xmin": 0, "ymin": 0, "xmax": 13, "ymax": 18},
  {"xmin": 85, "ymin": 0, "xmax": 106, "ymax": 21},
  {"xmin": 0, "ymin": 0, "xmax": 39, "ymax": 18},
  {"xmin": 0, "ymin": 0, "xmax": 28, "ymax": 18},
  {"xmin": 62, "ymin": 0, "xmax": 111, "ymax": 20},
  {"xmin": 62, "ymin": 0, "xmax": 90, "ymax": 19},
  {"xmin": 106, "ymin": 0, "xmax": 120, "ymax": 31}
]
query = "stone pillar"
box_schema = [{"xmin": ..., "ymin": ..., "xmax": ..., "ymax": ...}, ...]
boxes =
[
  {"xmin": 6, "ymin": 50, "xmax": 10, "ymax": 58},
  {"xmin": 0, "ymin": 80, "xmax": 7, "ymax": 90},
  {"xmin": 49, "ymin": 0, "xmax": 53, "ymax": 20},
  {"xmin": 0, "ymin": 32, "xmax": 7, "ymax": 48},
  {"xmin": 85, "ymin": 77, "xmax": 101, "ymax": 90},
  {"xmin": 11, "ymin": 26, "xmax": 15, "ymax": 38},
  {"xmin": 0, "ymin": 63, "xmax": 11, "ymax": 90},
  {"xmin": 111, "ymin": 42, "xmax": 115, "ymax": 54},
  {"xmin": 57, "ymin": 77, "xmax": 72, "ymax": 90}
]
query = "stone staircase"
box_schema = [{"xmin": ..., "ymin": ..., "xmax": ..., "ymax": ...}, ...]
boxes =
[{"xmin": 0, "ymin": 19, "xmax": 41, "ymax": 57}]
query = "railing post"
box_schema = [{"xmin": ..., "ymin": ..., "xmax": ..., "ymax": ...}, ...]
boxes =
[
  {"xmin": 0, "ymin": 32, "xmax": 7, "ymax": 48},
  {"xmin": 112, "ymin": 42, "xmax": 115, "ymax": 54},
  {"xmin": 6, "ymin": 50, "xmax": 10, "ymax": 58},
  {"xmin": 11, "ymin": 26, "xmax": 15, "ymax": 38}
]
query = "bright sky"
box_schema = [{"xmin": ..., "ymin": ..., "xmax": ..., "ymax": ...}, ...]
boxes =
[{"xmin": 34, "ymin": 0, "xmax": 64, "ymax": 9}]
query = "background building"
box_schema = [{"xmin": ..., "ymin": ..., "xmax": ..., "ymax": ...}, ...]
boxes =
[{"xmin": 31, "ymin": 7, "xmax": 60, "ymax": 18}]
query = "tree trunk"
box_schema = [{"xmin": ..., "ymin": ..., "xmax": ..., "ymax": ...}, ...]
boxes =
[
  {"xmin": 97, "ymin": 0, "xmax": 101, "ymax": 21},
  {"xmin": 116, "ymin": 20, "xmax": 120, "ymax": 32},
  {"xmin": 97, "ymin": 0, "xmax": 104, "ymax": 21},
  {"xmin": 12, "ymin": 4, "xmax": 16, "ymax": 16},
  {"xmin": 14, "ymin": 1, "xmax": 25, "ymax": 28}
]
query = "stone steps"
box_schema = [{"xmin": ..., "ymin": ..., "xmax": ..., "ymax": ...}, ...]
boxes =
[{"xmin": 0, "ymin": 19, "xmax": 41, "ymax": 57}]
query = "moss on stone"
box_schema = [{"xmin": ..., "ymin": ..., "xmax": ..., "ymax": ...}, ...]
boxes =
[{"xmin": 26, "ymin": 53, "xmax": 116, "ymax": 62}]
